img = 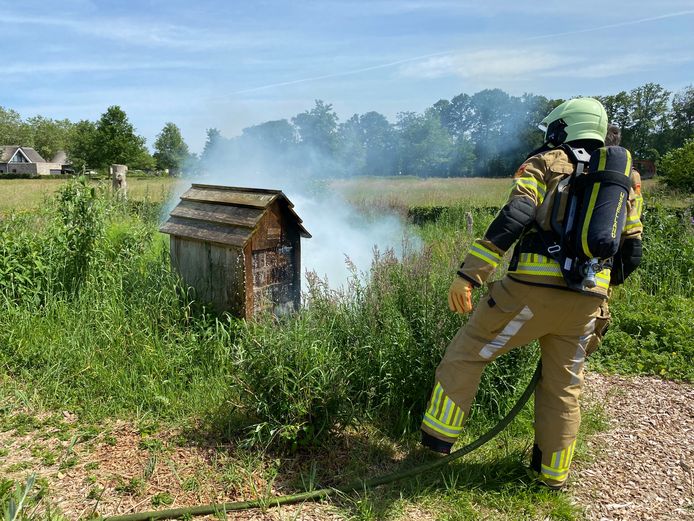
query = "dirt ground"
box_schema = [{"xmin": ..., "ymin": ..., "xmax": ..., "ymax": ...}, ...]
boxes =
[{"xmin": 1, "ymin": 371, "xmax": 691, "ymax": 520}]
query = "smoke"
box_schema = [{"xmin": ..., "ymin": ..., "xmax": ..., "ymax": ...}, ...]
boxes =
[{"xmin": 171, "ymin": 129, "xmax": 417, "ymax": 288}]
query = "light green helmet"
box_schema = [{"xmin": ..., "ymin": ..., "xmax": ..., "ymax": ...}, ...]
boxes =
[{"xmin": 539, "ymin": 97, "xmax": 608, "ymax": 145}]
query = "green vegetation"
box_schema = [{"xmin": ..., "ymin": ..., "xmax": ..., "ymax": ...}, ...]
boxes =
[
  {"xmin": 0, "ymin": 176, "xmax": 691, "ymax": 520},
  {"xmin": 2, "ymin": 82, "xmax": 692, "ymax": 180},
  {"xmin": 590, "ymin": 203, "xmax": 694, "ymax": 380},
  {"xmin": 658, "ymin": 138, "xmax": 694, "ymax": 192}
]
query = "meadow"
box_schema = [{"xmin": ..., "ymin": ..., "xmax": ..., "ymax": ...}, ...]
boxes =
[{"xmin": 0, "ymin": 175, "xmax": 691, "ymax": 520}]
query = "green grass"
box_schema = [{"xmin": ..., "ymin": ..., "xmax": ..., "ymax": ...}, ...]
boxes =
[
  {"xmin": 0, "ymin": 176, "xmax": 180, "ymax": 214},
  {"xmin": 0, "ymin": 176, "xmax": 691, "ymax": 520}
]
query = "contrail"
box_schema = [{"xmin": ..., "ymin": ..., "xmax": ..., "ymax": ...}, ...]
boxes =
[
  {"xmin": 227, "ymin": 10, "xmax": 694, "ymax": 96},
  {"xmin": 526, "ymin": 9, "xmax": 694, "ymax": 41},
  {"xmin": 217, "ymin": 51, "xmax": 453, "ymax": 97}
]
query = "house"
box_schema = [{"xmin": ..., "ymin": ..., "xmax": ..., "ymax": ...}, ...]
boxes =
[
  {"xmin": 0, "ymin": 146, "xmax": 71, "ymax": 176},
  {"xmin": 160, "ymin": 184, "xmax": 311, "ymax": 318}
]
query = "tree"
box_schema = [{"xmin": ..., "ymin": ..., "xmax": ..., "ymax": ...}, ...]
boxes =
[
  {"xmin": 670, "ymin": 85, "xmax": 694, "ymax": 148},
  {"xmin": 658, "ymin": 138, "xmax": 694, "ymax": 192},
  {"xmin": 0, "ymin": 106, "xmax": 32, "ymax": 146},
  {"xmin": 596, "ymin": 91, "xmax": 632, "ymax": 131},
  {"xmin": 628, "ymin": 83, "xmax": 671, "ymax": 158},
  {"xmin": 292, "ymin": 100, "xmax": 339, "ymax": 157},
  {"xmin": 153, "ymin": 122, "xmax": 190, "ymax": 175},
  {"xmin": 91, "ymin": 106, "xmax": 150, "ymax": 169},
  {"xmin": 396, "ymin": 109, "xmax": 454, "ymax": 177},
  {"xmin": 65, "ymin": 120, "xmax": 97, "ymax": 172},
  {"xmin": 467, "ymin": 89, "xmax": 516, "ymax": 176},
  {"xmin": 200, "ymin": 128, "xmax": 225, "ymax": 166},
  {"xmin": 26, "ymin": 116, "xmax": 72, "ymax": 160},
  {"xmin": 241, "ymin": 119, "xmax": 296, "ymax": 153},
  {"xmin": 359, "ymin": 111, "xmax": 397, "ymax": 176},
  {"xmin": 435, "ymin": 93, "xmax": 472, "ymax": 138},
  {"xmin": 336, "ymin": 114, "xmax": 366, "ymax": 176}
]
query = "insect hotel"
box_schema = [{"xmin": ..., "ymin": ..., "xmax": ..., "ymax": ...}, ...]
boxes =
[{"xmin": 160, "ymin": 184, "xmax": 311, "ymax": 318}]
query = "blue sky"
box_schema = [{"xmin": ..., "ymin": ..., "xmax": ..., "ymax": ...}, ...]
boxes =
[{"xmin": 2, "ymin": 0, "xmax": 693, "ymax": 152}]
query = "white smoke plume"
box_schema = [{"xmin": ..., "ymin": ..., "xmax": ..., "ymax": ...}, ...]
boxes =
[{"xmin": 170, "ymin": 133, "xmax": 417, "ymax": 289}]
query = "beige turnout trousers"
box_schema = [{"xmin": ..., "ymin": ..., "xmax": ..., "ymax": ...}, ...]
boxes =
[{"xmin": 421, "ymin": 276, "xmax": 602, "ymax": 486}]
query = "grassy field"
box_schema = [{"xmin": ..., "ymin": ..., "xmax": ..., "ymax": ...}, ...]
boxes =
[
  {"xmin": 0, "ymin": 175, "xmax": 691, "ymax": 520},
  {"xmin": 0, "ymin": 177, "xmax": 181, "ymax": 214}
]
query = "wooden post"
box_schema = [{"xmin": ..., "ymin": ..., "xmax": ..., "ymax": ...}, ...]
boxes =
[{"xmin": 111, "ymin": 164, "xmax": 128, "ymax": 199}]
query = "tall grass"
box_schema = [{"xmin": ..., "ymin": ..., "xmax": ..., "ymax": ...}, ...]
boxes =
[
  {"xmin": 590, "ymin": 202, "xmax": 694, "ymax": 380},
  {"xmin": 0, "ymin": 182, "xmax": 537, "ymax": 449},
  {"xmin": 0, "ymin": 179, "xmax": 690, "ymax": 451}
]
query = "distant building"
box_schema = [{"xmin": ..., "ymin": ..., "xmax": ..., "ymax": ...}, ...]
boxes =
[{"xmin": 0, "ymin": 146, "xmax": 72, "ymax": 176}]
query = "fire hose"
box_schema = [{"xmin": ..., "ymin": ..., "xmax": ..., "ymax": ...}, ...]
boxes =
[{"xmin": 104, "ymin": 362, "xmax": 542, "ymax": 521}]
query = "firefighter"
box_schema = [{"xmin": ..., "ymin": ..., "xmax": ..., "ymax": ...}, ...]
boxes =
[
  {"xmin": 421, "ymin": 98, "xmax": 643, "ymax": 489},
  {"xmin": 605, "ymin": 123, "xmax": 644, "ymax": 219}
]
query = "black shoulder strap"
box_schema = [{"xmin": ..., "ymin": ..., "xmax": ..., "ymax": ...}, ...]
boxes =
[{"xmin": 559, "ymin": 144, "xmax": 591, "ymax": 174}]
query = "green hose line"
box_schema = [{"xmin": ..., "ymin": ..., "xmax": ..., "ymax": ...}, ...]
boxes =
[{"xmin": 104, "ymin": 362, "xmax": 542, "ymax": 521}]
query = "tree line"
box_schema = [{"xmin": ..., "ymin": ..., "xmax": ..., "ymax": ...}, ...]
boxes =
[
  {"xmin": 0, "ymin": 106, "xmax": 189, "ymax": 174},
  {"xmin": 1, "ymin": 83, "xmax": 691, "ymax": 178}
]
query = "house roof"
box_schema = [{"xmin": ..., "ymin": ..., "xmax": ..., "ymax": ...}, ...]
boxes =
[
  {"xmin": 160, "ymin": 184, "xmax": 311, "ymax": 247},
  {"xmin": 0, "ymin": 146, "xmax": 46, "ymax": 163}
]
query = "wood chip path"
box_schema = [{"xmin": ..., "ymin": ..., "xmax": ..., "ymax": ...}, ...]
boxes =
[{"xmin": 573, "ymin": 372, "xmax": 693, "ymax": 520}]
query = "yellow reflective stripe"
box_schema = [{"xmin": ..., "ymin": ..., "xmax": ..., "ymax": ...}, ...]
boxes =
[
  {"xmin": 635, "ymin": 196, "xmax": 644, "ymax": 218},
  {"xmin": 428, "ymin": 382, "xmax": 443, "ymax": 416},
  {"xmin": 439, "ymin": 397, "xmax": 462, "ymax": 425},
  {"xmin": 515, "ymin": 177, "xmax": 546, "ymax": 203},
  {"xmin": 624, "ymin": 222, "xmax": 642, "ymax": 232},
  {"xmin": 598, "ymin": 147, "xmax": 607, "ymax": 172},
  {"xmin": 514, "ymin": 267, "xmax": 564, "ymax": 277},
  {"xmin": 581, "ymin": 184, "xmax": 601, "ymax": 258},
  {"xmin": 624, "ymin": 150, "xmax": 632, "ymax": 176},
  {"xmin": 596, "ymin": 272, "xmax": 611, "ymax": 289},
  {"xmin": 519, "ymin": 253, "xmax": 555, "ymax": 264},
  {"xmin": 468, "ymin": 242, "xmax": 501, "ymax": 267},
  {"xmin": 541, "ymin": 466, "xmax": 569, "ymax": 480},
  {"xmin": 423, "ymin": 382, "xmax": 465, "ymax": 437},
  {"xmin": 515, "ymin": 253, "xmax": 564, "ymax": 277},
  {"xmin": 422, "ymin": 414, "xmax": 463, "ymax": 437},
  {"xmin": 547, "ymin": 440, "xmax": 576, "ymax": 474}
]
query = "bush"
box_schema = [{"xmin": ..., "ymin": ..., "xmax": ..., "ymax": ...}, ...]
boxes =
[
  {"xmin": 658, "ymin": 138, "xmax": 694, "ymax": 192},
  {"xmin": 590, "ymin": 202, "xmax": 694, "ymax": 381}
]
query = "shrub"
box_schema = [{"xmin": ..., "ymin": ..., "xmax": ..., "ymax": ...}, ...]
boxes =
[
  {"xmin": 658, "ymin": 138, "xmax": 694, "ymax": 192},
  {"xmin": 53, "ymin": 177, "xmax": 105, "ymax": 294}
]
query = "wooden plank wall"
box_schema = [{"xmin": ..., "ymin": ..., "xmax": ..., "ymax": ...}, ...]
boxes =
[{"xmin": 170, "ymin": 237, "xmax": 246, "ymax": 316}]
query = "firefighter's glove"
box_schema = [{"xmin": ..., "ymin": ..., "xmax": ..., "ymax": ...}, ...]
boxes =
[{"xmin": 448, "ymin": 277, "xmax": 473, "ymax": 314}]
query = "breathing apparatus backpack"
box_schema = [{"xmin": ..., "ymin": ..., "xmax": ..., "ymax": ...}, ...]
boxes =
[{"xmin": 533, "ymin": 145, "xmax": 634, "ymax": 291}]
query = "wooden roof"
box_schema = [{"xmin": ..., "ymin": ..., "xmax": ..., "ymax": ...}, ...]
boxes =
[{"xmin": 160, "ymin": 184, "xmax": 311, "ymax": 247}]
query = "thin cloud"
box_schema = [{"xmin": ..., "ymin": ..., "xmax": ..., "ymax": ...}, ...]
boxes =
[
  {"xmin": 550, "ymin": 53, "xmax": 694, "ymax": 79},
  {"xmin": 526, "ymin": 9, "xmax": 694, "ymax": 41},
  {"xmin": 399, "ymin": 49, "xmax": 567, "ymax": 81},
  {"xmin": 4, "ymin": 61, "xmax": 209, "ymax": 75},
  {"xmin": 0, "ymin": 13, "xmax": 283, "ymax": 51},
  {"xmin": 224, "ymin": 10, "xmax": 694, "ymax": 95}
]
